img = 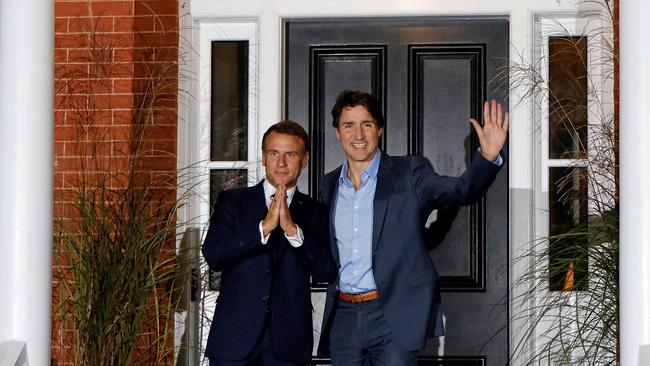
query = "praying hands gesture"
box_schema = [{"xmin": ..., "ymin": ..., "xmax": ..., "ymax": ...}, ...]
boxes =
[
  {"xmin": 261, "ymin": 184, "xmax": 298, "ymax": 237},
  {"xmin": 470, "ymin": 100, "xmax": 510, "ymax": 162}
]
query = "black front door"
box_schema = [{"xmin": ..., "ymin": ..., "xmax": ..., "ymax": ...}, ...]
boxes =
[{"xmin": 285, "ymin": 17, "xmax": 509, "ymax": 366}]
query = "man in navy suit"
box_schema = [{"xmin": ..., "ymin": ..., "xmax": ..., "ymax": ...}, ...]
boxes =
[
  {"xmin": 203, "ymin": 120, "xmax": 337, "ymax": 366},
  {"xmin": 317, "ymin": 91, "xmax": 509, "ymax": 365}
]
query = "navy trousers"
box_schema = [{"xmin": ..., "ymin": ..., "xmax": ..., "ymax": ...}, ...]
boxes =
[
  {"xmin": 329, "ymin": 299, "xmax": 418, "ymax": 366},
  {"xmin": 209, "ymin": 319, "xmax": 304, "ymax": 366}
]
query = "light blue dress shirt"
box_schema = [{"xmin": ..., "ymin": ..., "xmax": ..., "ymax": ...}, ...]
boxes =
[
  {"xmin": 334, "ymin": 149, "xmax": 501, "ymax": 294},
  {"xmin": 335, "ymin": 150, "xmax": 381, "ymax": 294}
]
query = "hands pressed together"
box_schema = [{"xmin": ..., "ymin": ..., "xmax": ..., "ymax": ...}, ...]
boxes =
[
  {"xmin": 262, "ymin": 184, "xmax": 297, "ymax": 237},
  {"xmin": 469, "ymin": 100, "xmax": 510, "ymax": 162}
]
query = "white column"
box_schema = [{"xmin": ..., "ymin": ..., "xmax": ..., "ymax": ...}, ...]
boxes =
[
  {"xmin": 620, "ymin": 0, "xmax": 650, "ymax": 364},
  {"xmin": 0, "ymin": 0, "xmax": 54, "ymax": 365}
]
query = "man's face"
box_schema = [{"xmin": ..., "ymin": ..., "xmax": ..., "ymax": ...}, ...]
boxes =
[
  {"xmin": 335, "ymin": 105, "xmax": 383, "ymax": 166},
  {"xmin": 262, "ymin": 131, "xmax": 309, "ymax": 188}
]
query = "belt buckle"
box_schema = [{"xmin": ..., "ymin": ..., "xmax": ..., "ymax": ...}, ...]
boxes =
[{"xmin": 350, "ymin": 293, "xmax": 360, "ymax": 303}]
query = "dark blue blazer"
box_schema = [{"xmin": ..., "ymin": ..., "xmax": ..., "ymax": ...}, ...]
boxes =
[
  {"xmin": 202, "ymin": 181, "xmax": 337, "ymax": 363},
  {"xmin": 317, "ymin": 151, "xmax": 501, "ymax": 355}
]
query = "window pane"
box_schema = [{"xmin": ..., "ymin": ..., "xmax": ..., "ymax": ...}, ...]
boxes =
[
  {"xmin": 548, "ymin": 167, "xmax": 588, "ymax": 291},
  {"xmin": 208, "ymin": 169, "xmax": 248, "ymax": 291},
  {"xmin": 548, "ymin": 36, "xmax": 588, "ymax": 159},
  {"xmin": 209, "ymin": 169, "xmax": 249, "ymax": 211},
  {"xmin": 211, "ymin": 41, "xmax": 248, "ymax": 161}
]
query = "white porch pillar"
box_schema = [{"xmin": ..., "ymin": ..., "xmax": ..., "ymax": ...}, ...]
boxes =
[
  {"xmin": 620, "ymin": 0, "xmax": 650, "ymax": 364},
  {"xmin": 0, "ymin": 0, "xmax": 54, "ymax": 365}
]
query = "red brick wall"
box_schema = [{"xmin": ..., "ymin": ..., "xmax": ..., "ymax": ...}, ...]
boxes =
[{"xmin": 53, "ymin": 1, "xmax": 178, "ymax": 364}]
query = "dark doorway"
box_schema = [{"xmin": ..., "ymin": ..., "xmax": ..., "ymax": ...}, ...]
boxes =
[{"xmin": 285, "ymin": 17, "xmax": 509, "ymax": 365}]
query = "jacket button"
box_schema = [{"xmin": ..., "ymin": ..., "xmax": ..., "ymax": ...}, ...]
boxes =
[{"xmin": 262, "ymin": 296, "xmax": 269, "ymax": 301}]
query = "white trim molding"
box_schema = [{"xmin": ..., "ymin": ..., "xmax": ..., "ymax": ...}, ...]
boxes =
[
  {"xmin": 620, "ymin": 0, "xmax": 650, "ymax": 364},
  {"xmin": 180, "ymin": 1, "xmax": 614, "ymax": 365}
]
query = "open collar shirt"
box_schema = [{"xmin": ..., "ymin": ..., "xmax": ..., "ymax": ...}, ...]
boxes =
[{"xmin": 334, "ymin": 150, "xmax": 381, "ymax": 294}]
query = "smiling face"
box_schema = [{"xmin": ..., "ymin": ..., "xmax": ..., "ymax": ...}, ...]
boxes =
[
  {"xmin": 262, "ymin": 131, "xmax": 309, "ymax": 189},
  {"xmin": 335, "ymin": 105, "xmax": 383, "ymax": 169}
]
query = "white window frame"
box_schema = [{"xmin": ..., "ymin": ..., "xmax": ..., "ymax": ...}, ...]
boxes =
[
  {"xmin": 195, "ymin": 19, "xmax": 260, "ymax": 365},
  {"xmin": 197, "ymin": 19, "xmax": 259, "ymax": 226},
  {"xmin": 538, "ymin": 16, "xmax": 602, "ymax": 194},
  {"xmin": 529, "ymin": 13, "xmax": 614, "ymax": 364},
  {"xmin": 535, "ymin": 13, "xmax": 613, "ymax": 287}
]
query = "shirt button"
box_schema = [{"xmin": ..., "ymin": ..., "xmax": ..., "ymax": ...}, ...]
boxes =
[
  {"xmin": 354, "ymin": 206, "xmax": 358, "ymax": 209},
  {"xmin": 353, "ymin": 249, "xmax": 358, "ymax": 253},
  {"xmin": 354, "ymin": 228, "xmax": 358, "ymax": 232}
]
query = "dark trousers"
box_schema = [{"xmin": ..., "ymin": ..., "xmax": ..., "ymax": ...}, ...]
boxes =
[
  {"xmin": 329, "ymin": 299, "xmax": 418, "ymax": 366},
  {"xmin": 209, "ymin": 319, "xmax": 304, "ymax": 366}
]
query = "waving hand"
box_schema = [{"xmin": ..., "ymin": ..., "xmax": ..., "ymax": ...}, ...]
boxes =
[{"xmin": 469, "ymin": 100, "xmax": 509, "ymax": 162}]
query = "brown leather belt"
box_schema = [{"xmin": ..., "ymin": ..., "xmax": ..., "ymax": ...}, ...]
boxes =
[{"xmin": 337, "ymin": 290, "xmax": 380, "ymax": 303}]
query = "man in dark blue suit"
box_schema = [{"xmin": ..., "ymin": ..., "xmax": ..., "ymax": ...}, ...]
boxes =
[
  {"xmin": 317, "ymin": 91, "xmax": 509, "ymax": 365},
  {"xmin": 203, "ymin": 120, "xmax": 337, "ymax": 366}
]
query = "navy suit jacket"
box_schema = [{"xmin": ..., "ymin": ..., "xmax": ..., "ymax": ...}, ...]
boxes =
[
  {"xmin": 317, "ymin": 151, "xmax": 501, "ymax": 356},
  {"xmin": 202, "ymin": 181, "xmax": 337, "ymax": 363}
]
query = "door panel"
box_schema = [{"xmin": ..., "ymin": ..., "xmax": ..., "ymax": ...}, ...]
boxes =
[
  {"xmin": 411, "ymin": 45, "xmax": 485, "ymax": 291},
  {"xmin": 306, "ymin": 46, "xmax": 387, "ymax": 194},
  {"xmin": 285, "ymin": 18, "xmax": 509, "ymax": 365}
]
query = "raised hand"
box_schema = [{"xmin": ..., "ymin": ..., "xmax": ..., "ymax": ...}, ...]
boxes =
[
  {"xmin": 469, "ymin": 100, "xmax": 510, "ymax": 162},
  {"xmin": 261, "ymin": 187, "xmax": 281, "ymax": 236}
]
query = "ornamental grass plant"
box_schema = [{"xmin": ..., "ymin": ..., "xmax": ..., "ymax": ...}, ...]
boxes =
[
  {"xmin": 506, "ymin": 1, "xmax": 619, "ymax": 364},
  {"xmin": 53, "ymin": 15, "xmax": 186, "ymax": 365}
]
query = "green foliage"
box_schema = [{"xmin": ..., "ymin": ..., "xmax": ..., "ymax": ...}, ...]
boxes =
[
  {"xmin": 513, "ymin": 208, "xmax": 618, "ymax": 365},
  {"xmin": 53, "ymin": 16, "xmax": 184, "ymax": 365},
  {"xmin": 509, "ymin": 1, "xmax": 619, "ymax": 364},
  {"xmin": 55, "ymin": 167, "xmax": 180, "ymax": 365}
]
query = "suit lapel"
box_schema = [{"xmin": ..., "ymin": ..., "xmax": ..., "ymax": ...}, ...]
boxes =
[
  {"xmin": 250, "ymin": 181, "xmax": 283, "ymax": 267},
  {"xmin": 323, "ymin": 169, "xmax": 342, "ymax": 266},
  {"xmin": 372, "ymin": 152, "xmax": 396, "ymax": 252},
  {"xmin": 289, "ymin": 190, "xmax": 306, "ymax": 227},
  {"xmin": 250, "ymin": 181, "xmax": 268, "ymax": 220}
]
